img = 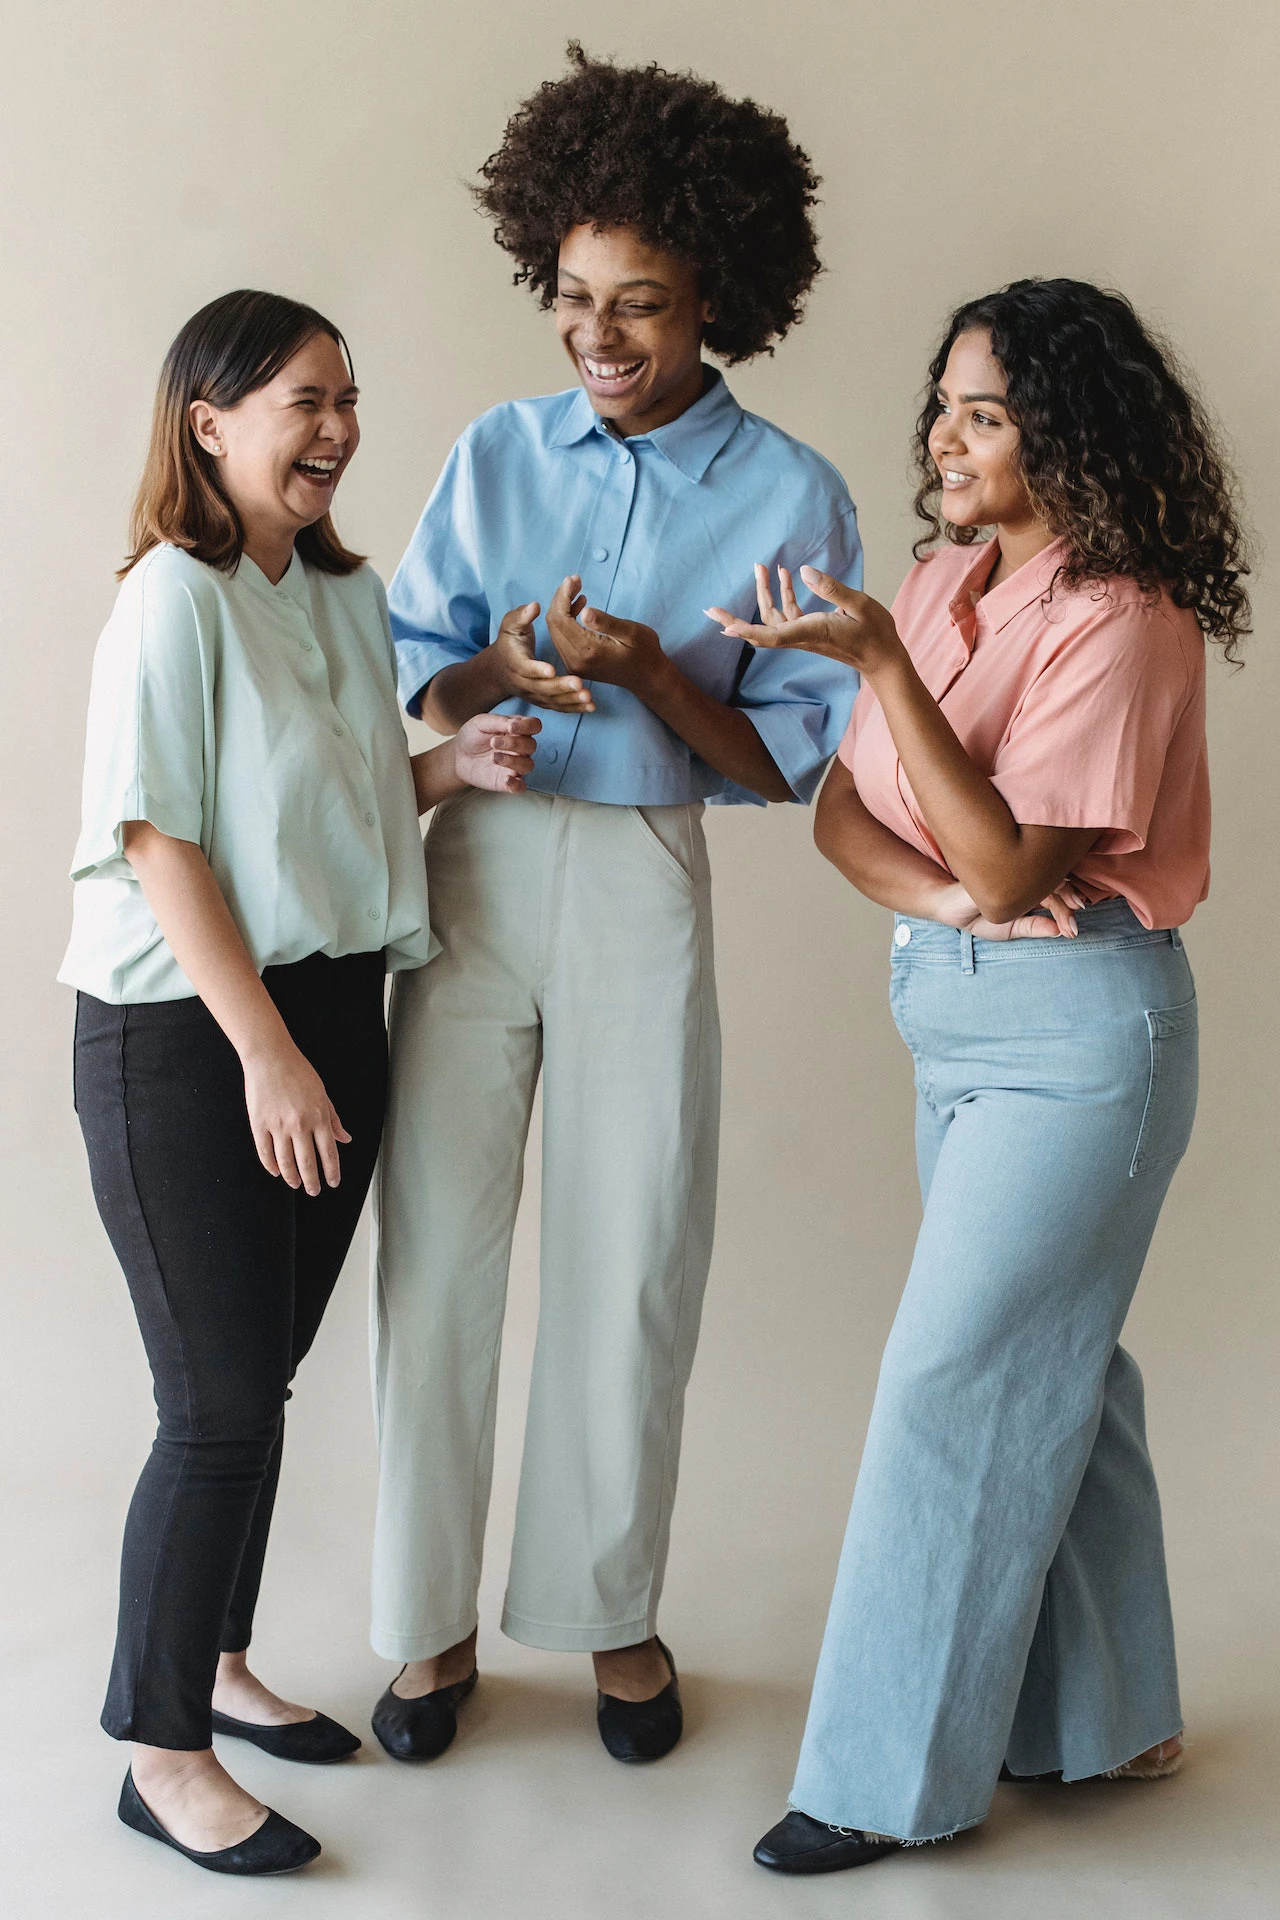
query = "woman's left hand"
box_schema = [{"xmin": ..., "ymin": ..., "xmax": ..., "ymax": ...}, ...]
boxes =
[
  {"xmin": 706, "ymin": 564, "xmax": 905, "ymax": 675},
  {"xmin": 453, "ymin": 713, "xmax": 541, "ymax": 793}
]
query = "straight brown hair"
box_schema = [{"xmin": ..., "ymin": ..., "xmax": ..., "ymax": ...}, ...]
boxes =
[{"xmin": 120, "ymin": 289, "xmax": 365, "ymax": 579}]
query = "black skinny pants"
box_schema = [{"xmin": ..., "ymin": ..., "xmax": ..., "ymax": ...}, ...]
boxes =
[{"xmin": 74, "ymin": 951, "xmax": 388, "ymax": 1750}]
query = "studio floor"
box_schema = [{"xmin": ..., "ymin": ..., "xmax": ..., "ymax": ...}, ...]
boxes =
[{"xmin": 4, "ymin": 1587, "xmax": 1277, "ymax": 1920}]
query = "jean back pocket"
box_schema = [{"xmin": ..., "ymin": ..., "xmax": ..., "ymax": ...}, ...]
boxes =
[{"xmin": 1130, "ymin": 996, "xmax": 1199, "ymax": 1178}]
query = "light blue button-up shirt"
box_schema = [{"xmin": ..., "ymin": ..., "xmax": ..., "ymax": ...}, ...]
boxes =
[{"xmin": 389, "ymin": 370, "xmax": 861, "ymax": 806}]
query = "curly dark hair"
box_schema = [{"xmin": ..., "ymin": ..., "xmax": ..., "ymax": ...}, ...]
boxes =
[
  {"xmin": 913, "ymin": 278, "xmax": 1251, "ymax": 659},
  {"xmin": 473, "ymin": 43, "xmax": 822, "ymax": 363}
]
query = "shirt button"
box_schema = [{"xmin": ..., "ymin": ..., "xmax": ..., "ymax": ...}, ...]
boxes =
[
  {"xmin": 592, "ymin": 546, "xmax": 609, "ymax": 562},
  {"xmin": 894, "ymin": 924, "xmax": 912, "ymax": 947},
  {"xmin": 331, "ymin": 723, "xmax": 344, "ymax": 737},
  {"xmin": 300, "ymin": 638, "xmax": 314, "ymax": 652},
  {"xmin": 367, "ymin": 906, "xmax": 381, "ymax": 921},
  {"xmin": 543, "ymin": 746, "xmax": 559, "ymax": 764},
  {"xmin": 363, "ymin": 809, "xmax": 376, "ymax": 826}
]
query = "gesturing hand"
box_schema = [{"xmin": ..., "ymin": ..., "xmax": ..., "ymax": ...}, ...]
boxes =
[
  {"xmin": 545, "ymin": 576, "xmax": 669, "ymax": 695},
  {"xmin": 453, "ymin": 713, "xmax": 541, "ymax": 794},
  {"xmin": 243, "ymin": 1042, "xmax": 350, "ymax": 1196},
  {"xmin": 494, "ymin": 599, "xmax": 595, "ymax": 713},
  {"xmin": 706, "ymin": 563, "xmax": 904, "ymax": 676}
]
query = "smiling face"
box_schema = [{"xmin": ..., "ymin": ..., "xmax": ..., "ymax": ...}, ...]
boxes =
[
  {"xmin": 188, "ymin": 331, "xmax": 359, "ymax": 575},
  {"xmin": 927, "ymin": 328, "xmax": 1039, "ymax": 534},
  {"xmin": 555, "ymin": 223, "xmax": 712, "ymax": 436}
]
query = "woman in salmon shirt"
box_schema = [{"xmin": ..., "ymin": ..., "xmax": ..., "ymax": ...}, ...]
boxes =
[{"xmin": 708, "ymin": 277, "xmax": 1250, "ymax": 1874}]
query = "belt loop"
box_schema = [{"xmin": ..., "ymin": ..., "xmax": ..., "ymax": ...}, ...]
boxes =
[
  {"xmin": 1170, "ymin": 927, "xmax": 1183, "ymax": 950},
  {"xmin": 959, "ymin": 928, "xmax": 975, "ymax": 974}
]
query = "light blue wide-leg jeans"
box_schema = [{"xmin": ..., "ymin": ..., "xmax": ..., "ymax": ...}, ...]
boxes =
[{"xmin": 791, "ymin": 900, "xmax": 1197, "ymax": 1842}]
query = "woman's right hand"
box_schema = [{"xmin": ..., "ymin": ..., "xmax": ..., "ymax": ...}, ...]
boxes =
[
  {"xmin": 494, "ymin": 600, "xmax": 596, "ymax": 712},
  {"xmin": 932, "ymin": 880, "xmax": 1085, "ymax": 941},
  {"xmin": 242, "ymin": 1041, "xmax": 351, "ymax": 1195}
]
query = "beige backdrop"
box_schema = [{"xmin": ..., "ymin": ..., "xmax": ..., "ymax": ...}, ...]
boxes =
[{"xmin": 2, "ymin": 3, "xmax": 1277, "ymax": 1916}]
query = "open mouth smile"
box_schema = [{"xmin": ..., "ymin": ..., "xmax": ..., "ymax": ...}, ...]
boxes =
[
  {"xmin": 940, "ymin": 469, "xmax": 977, "ymax": 489},
  {"xmin": 293, "ymin": 456, "xmax": 341, "ymax": 486},
  {"xmin": 579, "ymin": 355, "xmax": 645, "ymax": 389}
]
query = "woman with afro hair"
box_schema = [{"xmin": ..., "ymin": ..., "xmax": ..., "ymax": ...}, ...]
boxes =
[
  {"xmin": 368, "ymin": 46, "xmax": 861, "ymax": 1765},
  {"xmin": 708, "ymin": 278, "xmax": 1249, "ymax": 1871}
]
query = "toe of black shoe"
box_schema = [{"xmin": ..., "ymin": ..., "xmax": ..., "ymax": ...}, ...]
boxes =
[
  {"xmin": 753, "ymin": 1810, "xmax": 897, "ymax": 1875},
  {"xmin": 596, "ymin": 1639, "xmax": 683, "ymax": 1763},
  {"xmin": 596, "ymin": 1687, "xmax": 683, "ymax": 1762},
  {"xmin": 210, "ymin": 1708, "xmax": 361, "ymax": 1764},
  {"xmin": 371, "ymin": 1671, "xmax": 476, "ymax": 1762}
]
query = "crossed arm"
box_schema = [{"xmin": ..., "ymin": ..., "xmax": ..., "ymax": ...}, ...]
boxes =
[{"xmin": 709, "ymin": 564, "xmax": 1097, "ymax": 930}]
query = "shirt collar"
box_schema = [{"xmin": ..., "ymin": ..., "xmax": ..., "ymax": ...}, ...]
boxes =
[
  {"xmin": 237, "ymin": 547, "xmax": 313, "ymax": 615},
  {"xmin": 546, "ymin": 366, "xmax": 743, "ymax": 483},
  {"xmin": 948, "ymin": 536, "xmax": 1070, "ymax": 643}
]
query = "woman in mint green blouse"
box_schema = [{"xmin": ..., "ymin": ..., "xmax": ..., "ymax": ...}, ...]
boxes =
[{"xmin": 62, "ymin": 289, "xmax": 538, "ymax": 1877}]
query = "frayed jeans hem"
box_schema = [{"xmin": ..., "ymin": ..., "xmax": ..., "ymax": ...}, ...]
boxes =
[{"xmin": 787, "ymin": 1799, "xmax": 985, "ymax": 1847}]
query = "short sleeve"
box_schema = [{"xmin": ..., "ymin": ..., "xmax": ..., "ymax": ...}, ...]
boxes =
[
  {"xmin": 387, "ymin": 433, "xmax": 492, "ymax": 717},
  {"xmin": 69, "ymin": 560, "xmax": 209, "ymax": 880},
  {"xmin": 727, "ymin": 505, "xmax": 863, "ymax": 805},
  {"xmin": 990, "ymin": 599, "xmax": 1190, "ymax": 853}
]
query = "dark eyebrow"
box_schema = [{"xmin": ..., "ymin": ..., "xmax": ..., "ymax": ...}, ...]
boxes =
[
  {"xmin": 958, "ymin": 391, "xmax": 1007, "ymax": 405},
  {"xmin": 557, "ymin": 271, "xmax": 671, "ymax": 294},
  {"xmin": 284, "ymin": 383, "xmax": 359, "ymax": 399}
]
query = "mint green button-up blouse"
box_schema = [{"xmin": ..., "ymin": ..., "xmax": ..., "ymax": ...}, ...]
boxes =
[{"xmin": 59, "ymin": 544, "xmax": 437, "ymax": 1004}]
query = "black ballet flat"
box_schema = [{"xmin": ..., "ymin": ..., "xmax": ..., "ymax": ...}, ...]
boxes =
[
  {"xmin": 371, "ymin": 1668, "xmax": 478, "ymax": 1761},
  {"xmin": 596, "ymin": 1637, "xmax": 682, "ymax": 1763},
  {"xmin": 210, "ymin": 1707, "xmax": 361, "ymax": 1764},
  {"xmin": 753, "ymin": 1809, "xmax": 898, "ymax": 1875},
  {"xmin": 117, "ymin": 1770, "xmax": 320, "ymax": 1876}
]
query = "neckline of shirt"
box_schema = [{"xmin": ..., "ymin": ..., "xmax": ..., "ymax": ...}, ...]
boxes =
[
  {"xmin": 235, "ymin": 547, "xmax": 314, "ymax": 616},
  {"xmin": 548, "ymin": 367, "xmax": 743, "ymax": 483},
  {"xmin": 946, "ymin": 536, "xmax": 1070, "ymax": 645}
]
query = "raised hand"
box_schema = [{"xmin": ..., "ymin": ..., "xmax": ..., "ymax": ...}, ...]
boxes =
[
  {"xmin": 706, "ymin": 563, "xmax": 904, "ymax": 676},
  {"xmin": 453, "ymin": 713, "xmax": 541, "ymax": 794},
  {"xmin": 494, "ymin": 599, "xmax": 595, "ymax": 712},
  {"xmin": 545, "ymin": 575, "xmax": 669, "ymax": 694}
]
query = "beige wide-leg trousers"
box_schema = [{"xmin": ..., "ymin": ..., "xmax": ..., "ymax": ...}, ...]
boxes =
[{"xmin": 371, "ymin": 788, "xmax": 720, "ymax": 1658}]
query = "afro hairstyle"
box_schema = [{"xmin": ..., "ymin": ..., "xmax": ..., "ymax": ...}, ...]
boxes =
[{"xmin": 473, "ymin": 43, "xmax": 823, "ymax": 364}]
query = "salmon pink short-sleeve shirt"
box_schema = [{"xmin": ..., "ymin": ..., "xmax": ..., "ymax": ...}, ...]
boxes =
[{"xmin": 838, "ymin": 538, "xmax": 1210, "ymax": 929}]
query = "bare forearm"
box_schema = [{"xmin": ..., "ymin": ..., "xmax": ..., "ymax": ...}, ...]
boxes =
[
  {"xmin": 419, "ymin": 650, "xmax": 510, "ymax": 733},
  {"xmin": 814, "ymin": 762, "xmax": 959, "ymax": 916},
  {"xmin": 638, "ymin": 657, "xmax": 792, "ymax": 802},
  {"xmin": 409, "ymin": 738, "xmax": 465, "ymax": 812},
  {"xmin": 122, "ymin": 825, "xmax": 290, "ymax": 1064},
  {"xmin": 867, "ymin": 657, "xmax": 1094, "ymax": 919}
]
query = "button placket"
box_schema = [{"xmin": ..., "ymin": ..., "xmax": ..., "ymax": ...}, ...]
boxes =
[
  {"xmin": 286, "ymin": 603, "xmax": 387, "ymax": 896},
  {"xmin": 577, "ymin": 436, "xmax": 636, "ymax": 614}
]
